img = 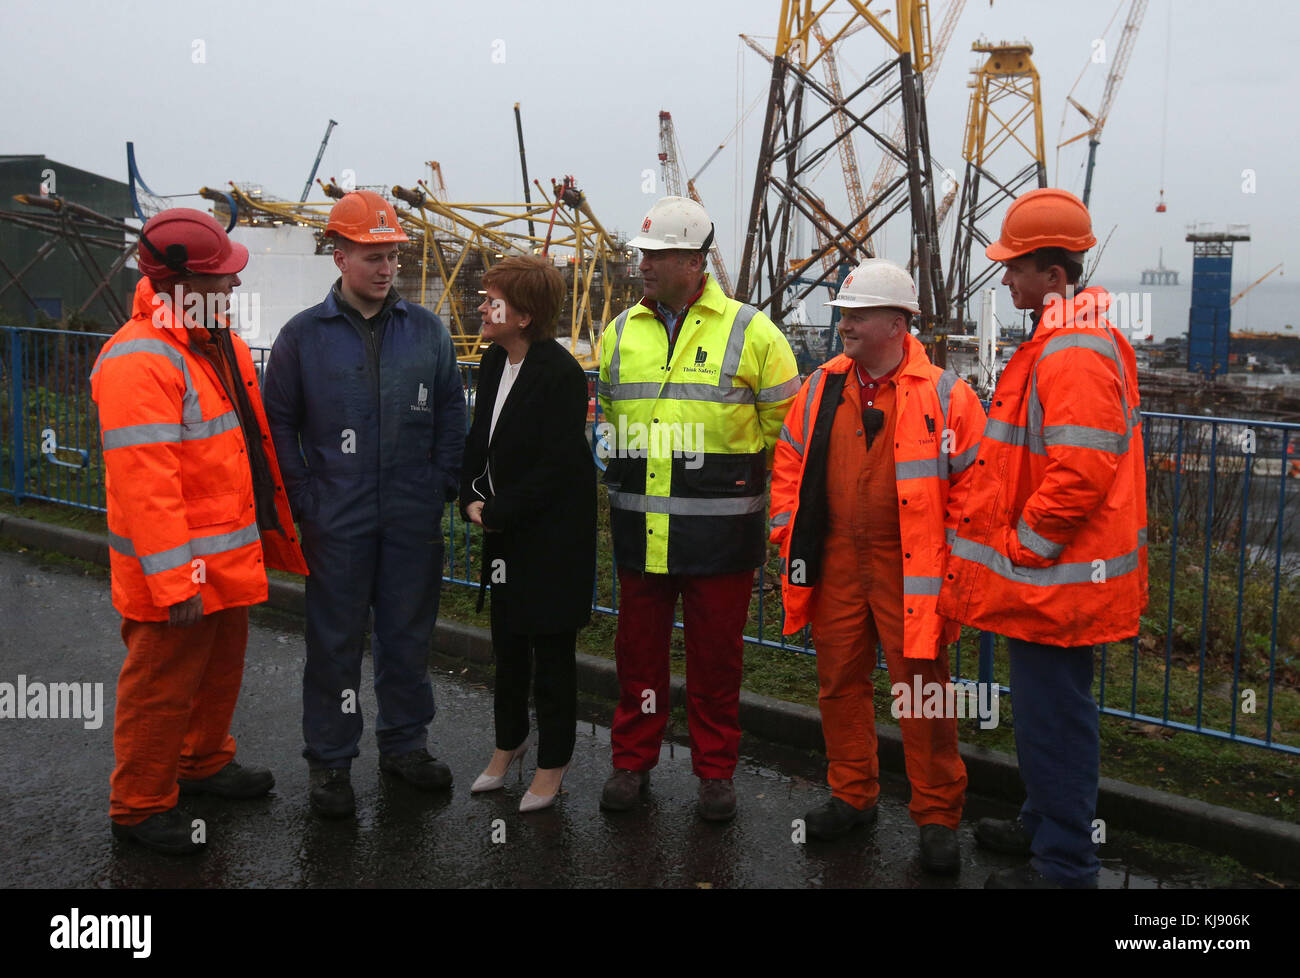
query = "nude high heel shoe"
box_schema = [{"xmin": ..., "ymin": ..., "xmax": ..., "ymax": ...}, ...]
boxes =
[
  {"xmin": 519, "ymin": 763, "xmax": 569, "ymax": 813},
  {"xmin": 470, "ymin": 739, "xmax": 529, "ymax": 793}
]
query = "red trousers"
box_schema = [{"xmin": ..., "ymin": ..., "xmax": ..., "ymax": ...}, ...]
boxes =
[
  {"xmin": 811, "ymin": 533, "xmax": 967, "ymax": 828},
  {"xmin": 110, "ymin": 606, "xmax": 249, "ymax": 824},
  {"xmin": 611, "ymin": 568, "xmax": 754, "ymax": 779}
]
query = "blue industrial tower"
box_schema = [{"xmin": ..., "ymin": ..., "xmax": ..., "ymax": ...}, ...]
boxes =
[{"xmin": 1185, "ymin": 227, "xmax": 1249, "ymax": 379}]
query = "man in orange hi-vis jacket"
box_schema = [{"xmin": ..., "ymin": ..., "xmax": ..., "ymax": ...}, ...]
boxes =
[
  {"xmin": 90, "ymin": 209, "xmax": 307, "ymax": 855},
  {"xmin": 770, "ymin": 258, "xmax": 986, "ymax": 874},
  {"xmin": 938, "ymin": 188, "xmax": 1148, "ymax": 889}
]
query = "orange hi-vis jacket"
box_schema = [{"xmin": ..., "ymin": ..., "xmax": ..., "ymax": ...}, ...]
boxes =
[
  {"xmin": 937, "ymin": 287, "xmax": 1148, "ymax": 646},
  {"xmin": 91, "ymin": 278, "xmax": 308, "ymax": 621},
  {"xmin": 770, "ymin": 334, "xmax": 987, "ymax": 658}
]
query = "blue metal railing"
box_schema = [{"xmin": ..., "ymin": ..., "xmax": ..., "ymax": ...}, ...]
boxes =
[{"xmin": 3, "ymin": 324, "xmax": 1297, "ymax": 754}]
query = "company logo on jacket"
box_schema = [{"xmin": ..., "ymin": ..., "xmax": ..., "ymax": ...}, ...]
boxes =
[{"xmin": 410, "ymin": 382, "xmax": 430, "ymax": 413}]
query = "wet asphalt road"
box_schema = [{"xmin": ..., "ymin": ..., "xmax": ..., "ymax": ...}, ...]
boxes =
[{"xmin": 0, "ymin": 546, "xmax": 1265, "ymax": 889}]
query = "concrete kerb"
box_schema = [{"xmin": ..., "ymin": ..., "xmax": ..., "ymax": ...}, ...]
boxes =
[{"xmin": 2, "ymin": 510, "xmax": 1298, "ymax": 879}]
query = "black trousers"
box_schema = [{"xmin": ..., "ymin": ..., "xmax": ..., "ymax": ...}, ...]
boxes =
[{"xmin": 490, "ymin": 603, "xmax": 577, "ymax": 770}]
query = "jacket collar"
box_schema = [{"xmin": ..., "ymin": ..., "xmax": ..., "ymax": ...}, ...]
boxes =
[
  {"xmin": 130, "ymin": 276, "xmax": 220, "ymax": 349},
  {"xmin": 324, "ymin": 278, "xmax": 405, "ymax": 322},
  {"xmin": 633, "ymin": 273, "xmax": 727, "ymax": 322},
  {"xmin": 1036, "ymin": 285, "xmax": 1112, "ymax": 334},
  {"xmin": 816, "ymin": 332, "xmax": 934, "ymax": 380}
]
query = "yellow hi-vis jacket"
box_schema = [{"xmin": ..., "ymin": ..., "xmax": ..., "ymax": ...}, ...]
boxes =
[{"xmin": 597, "ymin": 274, "xmax": 800, "ymax": 575}]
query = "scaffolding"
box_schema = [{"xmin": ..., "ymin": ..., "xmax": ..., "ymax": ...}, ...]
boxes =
[{"xmin": 210, "ymin": 177, "xmax": 638, "ymax": 367}]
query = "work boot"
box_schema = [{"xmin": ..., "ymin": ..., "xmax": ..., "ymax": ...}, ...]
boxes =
[
  {"xmin": 379, "ymin": 748, "xmax": 453, "ymax": 792},
  {"xmin": 974, "ymin": 816, "xmax": 1033, "ymax": 856},
  {"xmin": 178, "ymin": 760, "xmax": 274, "ymax": 799},
  {"xmin": 309, "ymin": 768, "xmax": 356, "ymax": 819},
  {"xmin": 599, "ymin": 769, "xmax": 650, "ymax": 812},
  {"xmin": 110, "ymin": 809, "xmax": 205, "ymax": 856},
  {"xmin": 918, "ymin": 824, "xmax": 960, "ymax": 875},
  {"xmin": 984, "ymin": 864, "xmax": 1089, "ymax": 889},
  {"xmin": 803, "ymin": 797, "xmax": 878, "ymax": 840},
  {"xmin": 696, "ymin": 778, "xmax": 737, "ymax": 822}
]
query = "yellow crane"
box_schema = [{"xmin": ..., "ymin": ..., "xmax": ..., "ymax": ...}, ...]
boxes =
[
  {"xmin": 1059, "ymin": 0, "xmax": 1148, "ymax": 206},
  {"xmin": 656, "ymin": 110, "xmax": 734, "ymax": 295},
  {"xmin": 1231, "ymin": 262, "xmax": 1283, "ymax": 307}
]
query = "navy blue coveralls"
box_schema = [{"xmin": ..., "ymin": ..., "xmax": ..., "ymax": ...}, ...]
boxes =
[{"xmin": 262, "ymin": 282, "xmax": 465, "ymax": 768}]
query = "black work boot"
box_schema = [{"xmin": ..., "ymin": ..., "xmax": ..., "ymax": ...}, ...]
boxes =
[
  {"xmin": 803, "ymin": 797, "xmax": 878, "ymax": 840},
  {"xmin": 974, "ymin": 816, "xmax": 1033, "ymax": 856},
  {"xmin": 179, "ymin": 760, "xmax": 274, "ymax": 799},
  {"xmin": 379, "ymin": 748, "xmax": 453, "ymax": 792},
  {"xmin": 599, "ymin": 769, "xmax": 650, "ymax": 812},
  {"xmin": 696, "ymin": 779, "xmax": 737, "ymax": 822},
  {"xmin": 918, "ymin": 824, "xmax": 960, "ymax": 874},
  {"xmin": 110, "ymin": 809, "xmax": 205, "ymax": 856},
  {"xmin": 309, "ymin": 768, "xmax": 356, "ymax": 819}
]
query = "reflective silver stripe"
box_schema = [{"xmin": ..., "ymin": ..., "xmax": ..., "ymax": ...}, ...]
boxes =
[
  {"xmin": 757, "ymin": 376, "xmax": 802, "ymax": 402},
  {"xmin": 719, "ymin": 304, "xmax": 758, "ymax": 385},
  {"xmin": 896, "ymin": 458, "xmax": 940, "ymax": 481},
  {"xmin": 1042, "ymin": 423, "xmax": 1129, "ymax": 453},
  {"xmin": 983, "ymin": 418, "xmax": 1026, "ymax": 446},
  {"xmin": 102, "ymin": 410, "xmax": 241, "ymax": 451},
  {"xmin": 1017, "ymin": 515, "xmax": 1065, "ymax": 560},
  {"xmin": 771, "ymin": 510, "xmax": 792, "ymax": 527},
  {"xmin": 802, "ymin": 369, "xmax": 824, "ymax": 446},
  {"xmin": 951, "ymin": 535, "xmax": 1142, "ymax": 586},
  {"xmin": 948, "ymin": 444, "xmax": 979, "ymax": 474},
  {"xmin": 904, "ymin": 575, "xmax": 942, "ymax": 595},
  {"xmin": 108, "ymin": 531, "xmax": 135, "ymax": 557},
  {"xmin": 945, "ymin": 527, "xmax": 956, "ymax": 548},
  {"xmin": 137, "ymin": 522, "xmax": 262, "ymax": 576},
  {"xmin": 92, "ymin": 337, "xmax": 202, "ymax": 423},
  {"xmin": 1030, "ymin": 328, "xmax": 1131, "ymax": 458},
  {"xmin": 778, "ymin": 424, "xmax": 804, "ymax": 455},
  {"xmin": 596, "ymin": 379, "xmax": 612, "ymax": 398},
  {"xmin": 103, "ymin": 422, "xmax": 183, "ymax": 450},
  {"xmin": 606, "ymin": 489, "xmax": 767, "ymax": 516},
  {"xmin": 607, "ymin": 382, "xmax": 663, "ymax": 401},
  {"xmin": 936, "ymin": 368, "xmax": 958, "ymax": 424},
  {"xmin": 652, "ymin": 382, "xmax": 756, "ymax": 404},
  {"xmin": 607, "ymin": 309, "xmax": 631, "ymax": 386}
]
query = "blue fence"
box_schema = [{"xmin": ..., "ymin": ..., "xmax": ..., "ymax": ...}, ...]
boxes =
[{"xmin": 2, "ymin": 324, "xmax": 1297, "ymax": 754}]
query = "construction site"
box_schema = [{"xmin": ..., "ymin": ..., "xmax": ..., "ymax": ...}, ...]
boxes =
[{"xmin": 0, "ymin": 0, "xmax": 1294, "ymax": 415}]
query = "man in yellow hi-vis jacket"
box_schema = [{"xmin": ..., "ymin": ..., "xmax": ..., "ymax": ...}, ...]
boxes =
[{"xmin": 596, "ymin": 196, "xmax": 799, "ymax": 821}]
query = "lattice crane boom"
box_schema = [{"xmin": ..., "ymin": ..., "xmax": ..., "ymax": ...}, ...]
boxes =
[{"xmin": 657, "ymin": 110, "xmax": 733, "ymax": 295}]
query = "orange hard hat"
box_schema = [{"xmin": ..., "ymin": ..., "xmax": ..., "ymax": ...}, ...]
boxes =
[
  {"xmin": 985, "ymin": 187, "xmax": 1096, "ymax": 262},
  {"xmin": 325, "ymin": 190, "xmax": 409, "ymax": 244}
]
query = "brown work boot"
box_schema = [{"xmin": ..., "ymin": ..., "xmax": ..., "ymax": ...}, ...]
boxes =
[
  {"xmin": 696, "ymin": 778, "xmax": 737, "ymax": 822},
  {"xmin": 599, "ymin": 769, "xmax": 650, "ymax": 812}
]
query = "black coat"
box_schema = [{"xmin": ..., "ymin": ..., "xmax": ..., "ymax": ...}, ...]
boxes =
[{"xmin": 459, "ymin": 339, "xmax": 597, "ymax": 634}]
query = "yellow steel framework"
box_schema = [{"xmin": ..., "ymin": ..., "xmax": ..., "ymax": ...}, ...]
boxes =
[
  {"xmin": 947, "ymin": 39, "xmax": 1047, "ymax": 332},
  {"xmin": 208, "ymin": 179, "xmax": 635, "ymax": 367}
]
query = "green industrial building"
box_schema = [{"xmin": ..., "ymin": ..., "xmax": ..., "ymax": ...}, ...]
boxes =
[{"xmin": 0, "ymin": 155, "xmax": 134, "ymax": 330}]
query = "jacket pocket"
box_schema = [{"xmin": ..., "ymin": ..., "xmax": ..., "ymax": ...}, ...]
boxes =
[{"xmin": 185, "ymin": 489, "xmax": 245, "ymax": 529}]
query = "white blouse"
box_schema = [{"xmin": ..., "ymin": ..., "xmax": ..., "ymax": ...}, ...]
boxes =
[{"xmin": 488, "ymin": 355, "xmax": 524, "ymax": 444}]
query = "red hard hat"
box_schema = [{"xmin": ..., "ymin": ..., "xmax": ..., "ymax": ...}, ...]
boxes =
[
  {"xmin": 985, "ymin": 187, "xmax": 1097, "ymax": 262},
  {"xmin": 325, "ymin": 190, "xmax": 409, "ymax": 244},
  {"xmin": 137, "ymin": 208, "xmax": 248, "ymax": 278}
]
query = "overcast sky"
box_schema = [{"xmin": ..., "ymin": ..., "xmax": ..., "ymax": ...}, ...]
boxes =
[{"xmin": 4, "ymin": 0, "xmax": 1297, "ymax": 301}]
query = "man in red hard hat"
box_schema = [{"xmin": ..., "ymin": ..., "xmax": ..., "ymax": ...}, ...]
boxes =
[
  {"xmin": 938, "ymin": 188, "xmax": 1148, "ymax": 888},
  {"xmin": 263, "ymin": 190, "xmax": 465, "ymax": 819},
  {"xmin": 91, "ymin": 208, "xmax": 308, "ymax": 855}
]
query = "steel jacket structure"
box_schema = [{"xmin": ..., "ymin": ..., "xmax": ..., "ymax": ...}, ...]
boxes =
[
  {"xmin": 597, "ymin": 275, "xmax": 800, "ymax": 575},
  {"xmin": 770, "ymin": 335, "xmax": 986, "ymax": 657},
  {"xmin": 937, "ymin": 287, "xmax": 1149, "ymax": 645},
  {"xmin": 90, "ymin": 278, "xmax": 308, "ymax": 621}
]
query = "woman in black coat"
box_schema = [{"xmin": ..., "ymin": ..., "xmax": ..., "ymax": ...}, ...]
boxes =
[{"xmin": 459, "ymin": 255, "xmax": 597, "ymax": 812}]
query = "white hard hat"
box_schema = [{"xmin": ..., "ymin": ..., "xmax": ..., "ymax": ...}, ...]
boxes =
[
  {"xmin": 825, "ymin": 258, "xmax": 921, "ymax": 314},
  {"xmin": 627, "ymin": 196, "xmax": 715, "ymax": 251}
]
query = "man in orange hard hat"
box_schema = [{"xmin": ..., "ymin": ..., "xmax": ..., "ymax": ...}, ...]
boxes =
[
  {"xmin": 770, "ymin": 258, "xmax": 986, "ymax": 874},
  {"xmin": 938, "ymin": 188, "xmax": 1148, "ymax": 888},
  {"xmin": 91, "ymin": 208, "xmax": 308, "ymax": 854},
  {"xmin": 263, "ymin": 190, "xmax": 465, "ymax": 819}
]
